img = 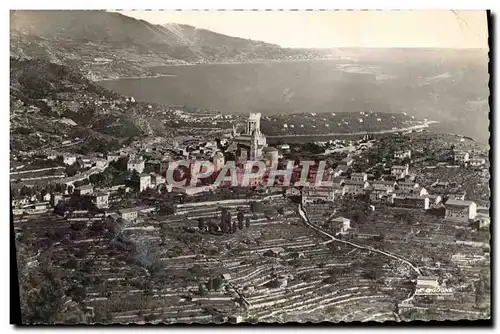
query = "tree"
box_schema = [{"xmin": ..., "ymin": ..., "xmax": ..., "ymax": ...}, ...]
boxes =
[
  {"xmin": 237, "ymin": 211, "xmax": 245, "ymax": 224},
  {"xmin": 55, "ymin": 183, "xmax": 67, "ymax": 194},
  {"xmin": 159, "ymin": 224, "xmax": 168, "ymax": 245},
  {"xmin": 130, "ymin": 170, "xmax": 140, "ymax": 185},
  {"xmin": 198, "ymin": 283, "xmax": 207, "ymax": 297},
  {"xmin": 220, "ymin": 209, "xmax": 231, "ymax": 234},
  {"xmin": 110, "ymin": 157, "xmax": 128, "ymax": 171},
  {"xmin": 19, "ymin": 253, "xmax": 66, "ymax": 324},
  {"xmin": 212, "ymin": 277, "xmax": 223, "ymax": 291},
  {"xmin": 221, "ymin": 220, "xmax": 230, "ymax": 234},
  {"xmin": 322, "ymin": 276, "xmax": 337, "ymax": 284},
  {"xmin": 206, "ymin": 279, "xmax": 214, "ymax": 291},
  {"xmin": 208, "ymin": 222, "xmax": 221, "ymax": 235},
  {"xmin": 264, "ymin": 250, "xmax": 277, "ymax": 257},
  {"xmin": 250, "ymin": 202, "xmax": 263, "ymax": 213},
  {"xmin": 475, "ymin": 279, "xmax": 486, "ymax": 306},
  {"xmin": 159, "ymin": 202, "xmax": 175, "ymax": 215},
  {"xmin": 362, "ymin": 269, "xmax": 379, "ymax": 280},
  {"xmin": 65, "ymin": 163, "xmax": 81, "ymax": 177},
  {"xmin": 20, "ymin": 185, "xmax": 33, "ymax": 197},
  {"xmin": 198, "ymin": 218, "xmax": 206, "ymax": 232}
]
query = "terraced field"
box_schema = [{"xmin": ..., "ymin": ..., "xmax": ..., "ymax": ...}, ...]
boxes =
[
  {"xmin": 305, "ymin": 202, "xmax": 490, "ymax": 321},
  {"xmin": 15, "ymin": 196, "xmax": 419, "ymax": 323}
]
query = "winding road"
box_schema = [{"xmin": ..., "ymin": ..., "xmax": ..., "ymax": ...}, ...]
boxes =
[{"xmin": 297, "ymin": 204, "xmax": 421, "ymax": 315}]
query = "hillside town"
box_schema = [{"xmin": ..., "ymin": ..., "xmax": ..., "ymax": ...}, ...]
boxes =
[
  {"xmin": 12, "ymin": 111, "xmax": 490, "ymax": 323},
  {"xmin": 10, "ymin": 9, "xmax": 491, "ymax": 326}
]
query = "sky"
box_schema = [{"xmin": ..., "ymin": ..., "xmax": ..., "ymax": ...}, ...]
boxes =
[{"xmin": 116, "ymin": 10, "xmax": 488, "ymax": 49}]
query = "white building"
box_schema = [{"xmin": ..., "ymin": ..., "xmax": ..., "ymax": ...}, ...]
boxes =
[
  {"xmin": 368, "ymin": 184, "xmax": 391, "ymax": 202},
  {"xmin": 331, "ymin": 166, "xmax": 345, "ymax": 178},
  {"xmin": 475, "ymin": 214, "xmax": 490, "ymax": 229},
  {"xmin": 127, "ymin": 159, "xmax": 145, "ymax": 173},
  {"xmin": 332, "ymin": 183, "xmax": 346, "ymax": 197},
  {"xmin": 14, "ymin": 197, "xmax": 30, "ymax": 207},
  {"xmin": 392, "ymin": 196, "xmax": 429, "ymax": 210},
  {"xmin": 50, "ymin": 193, "xmax": 63, "ymax": 207},
  {"xmin": 81, "ymin": 158, "xmax": 93, "ymax": 169},
  {"xmin": 91, "ymin": 192, "xmax": 109, "ymax": 209},
  {"xmin": 428, "ymin": 195, "xmax": 443, "ymax": 206},
  {"xmin": 63, "ymin": 155, "xmax": 77, "ymax": 165},
  {"xmin": 139, "ymin": 173, "xmax": 152, "ymax": 192},
  {"xmin": 106, "ymin": 153, "xmax": 120, "ymax": 162},
  {"xmin": 397, "ymin": 182, "xmax": 420, "ymax": 192},
  {"xmin": 394, "ymin": 150, "xmax": 412, "ymax": 160},
  {"xmin": 344, "ymin": 180, "xmax": 369, "ymax": 195},
  {"xmin": 94, "ymin": 158, "xmax": 107, "ymax": 168},
  {"xmin": 445, "ymin": 199, "xmax": 477, "ymax": 222},
  {"xmin": 413, "ymin": 186, "xmax": 428, "ymax": 197},
  {"xmin": 328, "ymin": 217, "xmax": 351, "ymax": 234},
  {"xmin": 263, "ymin": 147, "xmax": 279, "ymax": 166},
  {"xmin": 416, "ymin": 276, "xmax": 440, "ymax": 288},
  {"xmin": 119, "ymin": 208, "xmax": 138, "ymax": 221},
  {"xmin": 302, "ymin": 186, "xmax": 335, "ymax": 204},
  {"xmin": 469, "ymin": 158, "xmax": 486, "ymax": 167},
  {"xmin": 372, "ymin": 181, "xmax": 397, "ymax": 192},
  {"xmin": 279, "ymin": 144, "xmax": 290, "ymax": 151},
  {"xmin": 454, "ymin": 151, "xmax": 470, "ymax": 164},
  {"xmin": 350, "ymin": 172, "xmax": 368, "ymax": 182},
  {"xmin": 391, "ymin": 165, "xmax": 409, "ymax": 179},
  {"xmin": 74, "ymin": 185, "xmax": 93, "ymax": 196}
]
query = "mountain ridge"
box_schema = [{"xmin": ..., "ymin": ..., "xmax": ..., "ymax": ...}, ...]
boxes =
[
  {"xmin": 10, "ymin": 10, "xmax": 489, "ymax": 80},
  {"xmin": 10, "ymin": 10, "xmax": 324, "ymax": 80}
]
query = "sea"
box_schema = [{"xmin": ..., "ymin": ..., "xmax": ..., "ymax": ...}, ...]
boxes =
[{"xmin": 98, "ymin": 59, "xmax": 490, "ymax": 145}]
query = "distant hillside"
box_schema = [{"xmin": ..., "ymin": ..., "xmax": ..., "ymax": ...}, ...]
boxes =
[
  {"xmin": 10, "ymin": 58, "xmax": 179, "ymax": 154},
  {"xmin": 10, "ymin": 10, "xmax": 323, "ymax": 80}
]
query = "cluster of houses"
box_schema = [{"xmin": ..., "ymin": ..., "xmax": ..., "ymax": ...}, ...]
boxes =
[
  {"xmin": 11, "ymin": 120, "xmax": 490, "ymax": 233},
  {"xmin": 285, "ymin": 148, "xmax": 489, "ymax": 227},
  {"xmin": 12, "ymin": 177, "xmax": 158, "ymax": 225}
]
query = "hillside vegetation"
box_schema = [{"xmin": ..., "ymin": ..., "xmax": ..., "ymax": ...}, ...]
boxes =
[{"xmin": 10, "ymin": 58, "xmax": 177, "ymax": 154}]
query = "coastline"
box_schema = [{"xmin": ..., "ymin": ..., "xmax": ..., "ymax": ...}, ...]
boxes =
[
  {"xmin": 93, "ymin": 57, "xmax": 337, "ymax": 82},
  {"xmin": 96, "ymin": 73, "xmax": 178, "ymax": 82},
  {"xmin": 267, "ymin": 121, "xmax": 439, "ymax": 139}
]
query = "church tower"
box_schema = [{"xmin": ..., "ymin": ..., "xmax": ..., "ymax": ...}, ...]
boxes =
[
  {"xmin": 232, "ymin": 124, "xmax": 238, "ymax": 138},
  {"xmin": 233, "ymin": 112, "xmax": 267, "ymax": 160},
  {"xmin": 250, "ymin": 131, "xmax": 258, "ymax": 160},
  {"xmin": 246, "ymin": 113, "xmax": 262, "ymax": 136}
]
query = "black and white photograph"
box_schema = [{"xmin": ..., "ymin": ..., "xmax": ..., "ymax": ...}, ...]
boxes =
[{"xmin": 9, "ymin": 9, "xmax": 491, "ymax": 325}]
